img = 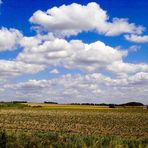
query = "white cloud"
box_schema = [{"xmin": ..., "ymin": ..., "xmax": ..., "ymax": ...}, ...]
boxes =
[
  {"xmin": 66, "ymin": 40, "xmax": 128, "ymax": 72},
  {"xmin": 125, "ymin": 34, "xmax": 148, "ymax": 43},
  {"xmin": 19, "ymin": 33, "xmax": 55, "ymax": 48},
  {"xmin": 50, "ymin": 69, "xmax": 59, "ymax": 74},
  {"xmin": 107, "ymin": 61, "xmax": 148, "ymax": 77},
  {"xmin": 17, "ymin": 35, "xmax": 148, "ymax": 77},
  {"xmin": 0, "ymin": 27, "xmax": 23, "ymax": 51},
  {"xmin": 0, "ymin": 60, "xmax": 45, "ymax": 80},
  {"xmin": 104, "ymin": 18, "xmax": 143, "ymax": 36},
  {"xmin": 17, "ymin": 38, "xmax": 73, "ymax": 66},
  {"xmin": 30, "ymin": 2, "xmax": 144, "ymax": 37},
  {"xmin": 17, "ymin": 37, "xmax": 129, "ymax": 73},
  {"xmin": 20, "ymin": 36, "xmax": 41, "ymax": 48},
  {"xmin": 2, "ymin": 72, "xmax": 148, "ymax": 104},
  {"xmin": 1, "ymin": 31, "xmax": 147, "ymax": 103}
]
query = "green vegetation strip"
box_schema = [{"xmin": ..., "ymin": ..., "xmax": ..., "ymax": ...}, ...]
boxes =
[{"xmin": 0, "ymin": 130, "xmax": 148, "ymax": 148}]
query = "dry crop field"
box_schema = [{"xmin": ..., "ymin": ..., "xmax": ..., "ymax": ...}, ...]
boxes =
[{"xmin": 0, "ymin": 104, "xmax": 148, "ymax": 147}]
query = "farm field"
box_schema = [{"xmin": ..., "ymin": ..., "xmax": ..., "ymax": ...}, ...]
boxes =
[{"xmin": 0, "ymin": 104, "xmax": 148, "ymax": 147}]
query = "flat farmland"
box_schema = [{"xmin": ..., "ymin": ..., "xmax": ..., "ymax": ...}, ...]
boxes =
[{"xmin": 0, "ymin": 105, "xmax": 148, "ymax": 147}]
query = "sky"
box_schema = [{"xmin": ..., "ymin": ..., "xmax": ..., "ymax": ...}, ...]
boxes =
[{"xmin": 0, "ymin": 0, "xmax": 148, "ymax": 104}]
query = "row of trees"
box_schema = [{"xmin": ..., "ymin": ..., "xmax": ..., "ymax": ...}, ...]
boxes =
[{"xmin": 70, "ymin": 102, "xmax": 144, "ymax": 107}]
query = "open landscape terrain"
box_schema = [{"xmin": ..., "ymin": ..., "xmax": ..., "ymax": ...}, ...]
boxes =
[
  {"xmin": 0, "ymin": 103, "xmax": 148, "ymax": 147},
  {"xmin": 0, "ymin": 1, "xmax": 148, "ymax": 147}
]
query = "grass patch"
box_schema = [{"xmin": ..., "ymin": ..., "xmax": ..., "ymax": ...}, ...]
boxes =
[{"xmin": 1, "ymin": 130, "xmax": 148, "ymax": 148}]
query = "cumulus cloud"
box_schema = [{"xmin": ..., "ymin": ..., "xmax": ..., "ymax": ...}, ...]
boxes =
[
  {"xmin": 29, "ymin": 2, "xmax": 144, "ymax": 37},
  {"xmin": 50, "ymin": 69, "xmax": 59, "ymax": 74},
  {"xmin": 107, "ymin": 62, "xmax": 148, "ymax": 77},
  {"xmin": 1, "ymin": 72, "xmax": 148, "ymax": 103},
  {"xmin": 125, "ymin": 34, "xmax": 148, "ymax": 43},
  {"xmin": 0, "ymin": 60, "xmax": 45, "ymax": 80},
  {"xmin": 17, "ymin": 37, "xmax": 129, "ymax": 74},
  {"xmin": 65, "ymin": 41, "xmax": 128, "ymax": 72},
  {"xmin": 0, "ymin": 26, "xmax": 148, "ymax": 103},
  {"xmin": 0, "ymin": 27, "xmax": 23, "ymax": 51},
  {"xmin": 17, "ymin": 34, "xmax": 148, "ymax": 79},
  {"xmin": 19, "ymin": 33, "xmax": 55, "ymax": 48},
  {"xmin": 17, "ymin": 38, "xmax": 73, "ymax": 66}
]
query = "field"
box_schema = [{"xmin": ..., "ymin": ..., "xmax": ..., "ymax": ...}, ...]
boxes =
[{"xmin": 0, "ymin": 104, "xmax": 148, "ymax": 147}]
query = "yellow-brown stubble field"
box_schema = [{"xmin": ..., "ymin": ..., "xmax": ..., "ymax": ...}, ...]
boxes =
[{"xmin": 0, "ymin": 104, "xmax": 148, "ymax": 147}]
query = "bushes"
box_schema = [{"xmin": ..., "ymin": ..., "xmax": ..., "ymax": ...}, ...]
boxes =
[
  {"xmin": 0, "ymin": 130, "xmax": 148, "ymax": 148},
  {"xmin": 109, "ymin": 104, "xmax": 115, "ymax": 108},
  {"xmin": 0, "ymin": 102, "xmax": 29, "ymax": 109},
  {"xmin": 0, "ymin": 130, "xmax": 7, "ymax": 148}
]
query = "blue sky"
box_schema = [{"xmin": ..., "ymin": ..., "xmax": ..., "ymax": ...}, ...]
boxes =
[{"xmin": 0, "ymin": 0, "xmax": 148, "ymax": 104}]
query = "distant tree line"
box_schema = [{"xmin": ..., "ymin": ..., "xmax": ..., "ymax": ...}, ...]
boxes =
[
  {"xmin": 70, "ymin": 102, "xmax": 144, "ymax": 107},
  {"xmin": 0, "ymin": 101, "xmax": 146, "ymax": 108},
  {"xmin": 0, "ymin": 101, "xmax": 27, "ymax": 104}
]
